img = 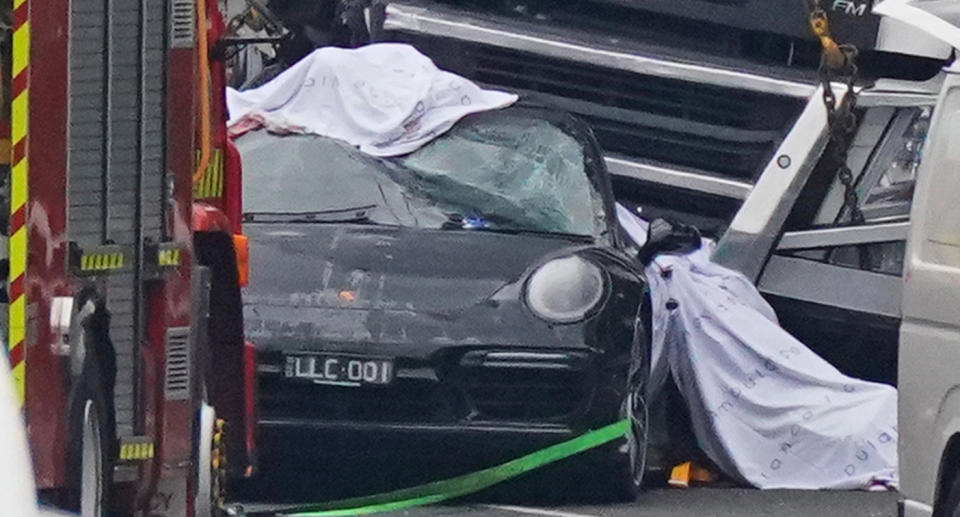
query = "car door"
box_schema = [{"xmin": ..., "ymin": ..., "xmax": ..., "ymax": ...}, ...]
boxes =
[{"xmin": 873, "ymin": 1, "xmax": 960, "ymax": 514}]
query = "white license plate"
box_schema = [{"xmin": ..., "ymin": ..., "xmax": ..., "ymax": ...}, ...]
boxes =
[{"xmin": 284, "ymin": 354, "xmax": 393, "ymax": 386}]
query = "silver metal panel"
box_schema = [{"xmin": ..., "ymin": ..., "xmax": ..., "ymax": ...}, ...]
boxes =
[
  {"xmin": 711, "ymin": 86, "xmax": 837, "ymax": 281},
  {"xmin": 170, "ymin": 0, "xmax": 196, "ymax": 49},
  {"xmin": 109, "ymin": 269, "xmax": 137, "ymax": 436},
  {"xmin": 776, "ymin": 222, "xmax": 911, "ymax": 250},
  {"xmin": 164, "ymin": 327, "xmax": 191, "ymax": 400},
  {"xmin": 605, "ymin": 156, "xmax": 753, "ymax": 200},
  {"xmin": 858, "ymin": 90, "xmax": 939, "ymax": 107},
  {"xmin": 858, "ymin": 76, "xmax": 942, "ymax": 107},
  {"xmin": 106, "ymin": 2, "xmax": 144, "ymax": 437},
  {"xmin": 68, "ymin": 0, "xmax": 108, "ymax": 245},
  {"xmin": 758, "ymin": 255, "xmax": 902, "ymax": 319},
  {"xmin": 854, "ymin": 109, "xmax": 920, "ymax": 204},
  {"xmin": 815, "ymin": 107, "xmax": 898, "ymax": 225},
  {"xmin": 70, "ymin": 0, "xmax": 165, "ymax": 437},
  {"xmin": 141, "ymin": 0, "xmax": 167, "ymax": 240},
  {"xmin": 382, "ymin": 3, "xmax": 816, "ymax": 98},
  {"xmin": 107, "ymin": 2, "xmax": 141, "ymax": 242}
]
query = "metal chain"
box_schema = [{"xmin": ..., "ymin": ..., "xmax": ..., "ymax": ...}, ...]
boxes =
[
  {"xmin": 806, "ymin": 1, "xmax": 874, "ymax": 268},
  {"xmin": 808, "ymin": 2, "xmax": 864, "ymax": 225}
]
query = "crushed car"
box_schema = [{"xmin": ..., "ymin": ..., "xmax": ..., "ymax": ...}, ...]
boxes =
[{"xmin": 238, "ymin": 105, "xmax": 653, "ymax": 499}]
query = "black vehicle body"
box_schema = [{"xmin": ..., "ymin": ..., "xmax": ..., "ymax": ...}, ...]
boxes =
[{"xmin": 239, "ymin": 107, "xmax": 650, "ymax": 473}]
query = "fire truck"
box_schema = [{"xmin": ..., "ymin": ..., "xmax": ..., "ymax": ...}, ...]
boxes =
[{"xmin": 1, "ymin": 0, "xmax": 254, "ymax": 515}]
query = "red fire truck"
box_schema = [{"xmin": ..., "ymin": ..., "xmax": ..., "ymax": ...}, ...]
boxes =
[{"xmin": 2, "ymin": 0, "xmax": 254, "ymax": 515}]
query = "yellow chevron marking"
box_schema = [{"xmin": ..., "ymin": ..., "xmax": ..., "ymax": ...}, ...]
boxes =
[
  {"xmin": 12, "ymin": 22, "xmax": 29, "ymax": 79},
  {"xmin": 8, "ymin": 296, "xmax": 24, "ymax": 355}
]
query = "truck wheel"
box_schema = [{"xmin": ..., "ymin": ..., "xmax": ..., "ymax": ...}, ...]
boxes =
[{"xmin": 67, "ymin": 376, "xmax": 111, "ymax": 516}]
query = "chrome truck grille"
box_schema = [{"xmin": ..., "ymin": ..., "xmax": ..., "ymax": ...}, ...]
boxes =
[{"xmin": 374, "ymin": 1, "xmax": 808, "ymax": 235}]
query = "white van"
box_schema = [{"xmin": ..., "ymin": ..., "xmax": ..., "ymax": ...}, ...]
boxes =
[
  {"xmin": 0, "ymin": 350, "xmax": 45, "ymax": 517},
  {"xmin": 873, "ymin": 1, "xmax": 960, "ymax": 516}
]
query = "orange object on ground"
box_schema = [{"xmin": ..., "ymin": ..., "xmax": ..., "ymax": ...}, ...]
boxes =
[
  {"xmin": 669, "ymin": 461, "xmax": 717, "ymax": 488},
  {"xmin": 669, "ymin": 462, "xmax": 692, "ymax": 488}
]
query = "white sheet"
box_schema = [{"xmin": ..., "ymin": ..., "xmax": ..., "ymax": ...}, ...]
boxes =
[
  {"xmin": 226, "ymin": 43, "xmax": 518, "ymax": 157},
  {"xmin": 617, "ymin": 206, "xmax": 898, "ymax": 489}
]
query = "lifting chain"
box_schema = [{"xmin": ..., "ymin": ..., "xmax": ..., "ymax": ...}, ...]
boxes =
[{"xmin": 807, "ymin": 0, "xmax": 865, "ymax": 225}]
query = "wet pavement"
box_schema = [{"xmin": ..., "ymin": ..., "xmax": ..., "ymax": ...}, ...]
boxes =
[
  {"xmin": 234, "ymin": 461, "xmax": 898, "ymax": 517},
  {"xmin": 238, "ymin": 488, "xmax": 898, "ymax": 517}
]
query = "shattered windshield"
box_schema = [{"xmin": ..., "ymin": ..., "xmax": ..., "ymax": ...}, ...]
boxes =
[
  {"xmin": 238, "ymin": 114, "xmax": 608, "ymax": 238},
  {"xmin": 238, "ymin": 130, "xmax": 450, "ymax": 227},
  {"xmin": 398, "ymin": 114, "xmax": 607, "ymax": 237}
]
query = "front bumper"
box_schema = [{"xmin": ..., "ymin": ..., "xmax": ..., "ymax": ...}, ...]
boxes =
[
  {"xmin": 255, "ymin": 347, "xmax": 628, "ymax": 465},
  {"xmin": 256, "ymin": 416, "xmax": 627, "ymax": 482},
  {"xmin": 258, "ymin": 418, "xmax": 591, "ymax": 460}
]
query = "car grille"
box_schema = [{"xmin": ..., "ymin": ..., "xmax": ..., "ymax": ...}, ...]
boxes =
[
  {"xmin": 258, "ymin": 375, "xmax": 457, "ymax": 422},
  {"xmin": 393, "ymin": 35, "xmax": 804, "ymax": 182},
  {"xmin": 257, "ymin": 349, "xmax": 595, "ymax": 424},
  {"xmin": 455, "ymin": 366, "xmax": 590, "ymax": 421}
]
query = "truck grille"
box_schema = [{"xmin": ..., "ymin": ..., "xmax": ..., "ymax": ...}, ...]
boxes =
[{"xmin": 393, "ymin": 35, "xmax": 803, "ymax": 182}]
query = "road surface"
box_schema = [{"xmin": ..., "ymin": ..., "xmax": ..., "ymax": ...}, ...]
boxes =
[{"xmin": 237, "ymin": 487, "xmax": 898, "ymax": 516}]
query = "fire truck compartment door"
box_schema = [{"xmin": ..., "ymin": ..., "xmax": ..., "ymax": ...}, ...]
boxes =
[{"xmin": 874, "ymin": 0, "xmax": 960, "ymax": 50}]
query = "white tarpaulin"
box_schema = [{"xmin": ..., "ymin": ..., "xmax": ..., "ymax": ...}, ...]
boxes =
[
  {"xmin": 226, "ymin": 43, "xmax": 518, "ymax": 156},
  {"xmin": 617, "ymin": 206, "xmax": 899, "ymax": 490}
]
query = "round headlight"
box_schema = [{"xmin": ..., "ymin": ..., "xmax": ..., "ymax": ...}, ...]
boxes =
[{"xmin": 526, "ymin": 256, "xmax": 605, "ymax": 323}]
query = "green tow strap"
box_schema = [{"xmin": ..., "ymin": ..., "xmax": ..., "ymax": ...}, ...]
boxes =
[{"xmin": 276, "ymin": 419, "xmax": 630, "ymax": 516}]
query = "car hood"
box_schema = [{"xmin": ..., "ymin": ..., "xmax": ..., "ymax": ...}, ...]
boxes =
[{"xmin": 243, "ymin": 223, "xmax": 600, "ymax": 353}]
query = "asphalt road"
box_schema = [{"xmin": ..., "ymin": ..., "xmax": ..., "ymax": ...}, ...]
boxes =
[{"xmin": 238, "ymin": 488, "xmax": 898, "ymax": 517}]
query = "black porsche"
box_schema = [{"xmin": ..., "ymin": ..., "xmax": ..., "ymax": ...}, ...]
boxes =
[{"xmin": 238, "ymin": 106, "xmax": 651, "ymax": 498}]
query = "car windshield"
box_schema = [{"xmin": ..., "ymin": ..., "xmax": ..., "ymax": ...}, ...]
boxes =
[{"xmin": 237, "ymin": 114, "xmax": 608, "ymax": 238}]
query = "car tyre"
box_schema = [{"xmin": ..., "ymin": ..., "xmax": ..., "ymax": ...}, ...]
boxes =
[
  {"xmin": 617, "ymin": 387, "xmax": 649, "ymax": 501},
  {"xmin": 589, "ymin": 386, "xmax": 648, "ymax": 503}
]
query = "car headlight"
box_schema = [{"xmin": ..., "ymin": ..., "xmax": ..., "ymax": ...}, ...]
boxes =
[{"xmin": 525, "ymin": 256, "xmax": 605, "ymax": 323}]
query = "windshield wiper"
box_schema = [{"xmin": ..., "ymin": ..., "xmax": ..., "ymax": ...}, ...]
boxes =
[
  {"xmin": 244, "ymin": 205, "xmax": 377, "ymax": 224},
  {"xmin": 474, "ymin": 226, "xmax": 595, "ymax": 241}
]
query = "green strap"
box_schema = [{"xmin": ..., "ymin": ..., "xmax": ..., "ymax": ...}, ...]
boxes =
[{"xmin": 279, "ymin": 419, "xmax": 630, "ymax": 516}]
